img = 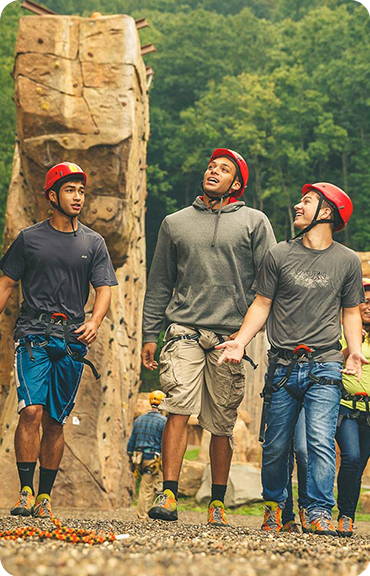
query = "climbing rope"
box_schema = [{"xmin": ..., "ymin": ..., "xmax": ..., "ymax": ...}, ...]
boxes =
[{"xmin": 0, "ymin": 514, "xmax": 128, "ymax": 545}]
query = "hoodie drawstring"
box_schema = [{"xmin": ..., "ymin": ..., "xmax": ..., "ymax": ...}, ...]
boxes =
[{"xmin": 211, "ymin": 196, "xmax": 223, "ymax": 247}]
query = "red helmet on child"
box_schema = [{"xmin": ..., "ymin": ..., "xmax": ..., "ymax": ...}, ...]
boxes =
[
  {"xmin": 44, "ymin": 162, "xmax": 87, "ymax": 199},
  {"xmin": 209, "ymin": 149, "xmax": 249, "ymax": 199}
]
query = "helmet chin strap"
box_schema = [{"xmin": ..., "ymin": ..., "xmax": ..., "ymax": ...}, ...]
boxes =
[
  {"xmin": 292, "ymin": 194, "xmax": 334, "ymax": 240},
  {"xmin": 200, "ymin": 173, "xmax": 239, "ymax": 208},
  {"xmin": 51, "ymin": 193, "xmax": 78, "ymax": 237}
]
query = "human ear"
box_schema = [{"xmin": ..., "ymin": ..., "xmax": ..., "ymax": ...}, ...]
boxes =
[
  {"xmin": 232, "ymin": 180, "xmax": 242, "ymax": 191},
  {"xmin": 48, "ymin": 189, "xmax": 57, "ymax": 202}
]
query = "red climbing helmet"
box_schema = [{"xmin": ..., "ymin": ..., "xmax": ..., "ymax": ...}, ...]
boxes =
[
  {"xmin": 209, "ymin": 149, "xmax": 249, "ymax": 199},
  {"xmin": 301, "ymin": 182, "xmax": 353, "ymax": 232},
  {"xmin": 44, "ymin": 162, "xmax": 87, "ymax": 199},
  {"xmin": 363, "ymin": 278, "xmax": 370, "ymax": 290}
]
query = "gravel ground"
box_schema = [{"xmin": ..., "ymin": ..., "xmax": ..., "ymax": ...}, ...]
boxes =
[{"xmin": 0, "ymin": 508, "xmax": 370, "ymax": 576}]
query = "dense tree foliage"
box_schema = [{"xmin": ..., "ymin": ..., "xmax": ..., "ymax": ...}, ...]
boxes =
[{"xmin": 0, "ymin": 0, "xmax": 369, "ymax": 258}]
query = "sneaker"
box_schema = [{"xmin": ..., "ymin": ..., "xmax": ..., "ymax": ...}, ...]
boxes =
[
  {"xmin": 10, "ymin": 486, "xmax": 35, "ymax": 516},
  {"xmin": 148, "ymin": 489, "xmax": 178, "ymax": 521},
  {"xmin": 337, "ymin": 515, "xmax": 353, "ymax": 538},
  {"xmin": 299, "ymin": 507, "xmax": 310, "ymax": 534},
  {"xmin": 310, "ymin": 513, "xmax": 337, "ymax": 536},
  {"xmin": 33, "ymin": 494, "xmax": 52, "ymax": 518},
  {"xmin": 282, "ymin": 520, "xmax": 300, "ymax": 533},
  {"xmin": 261, "ymin": 501, "xmax": 282, "ymax": 532},
  {"xmin": 208, "ymin": 500, "xmax": 228, "ymax": 527}
]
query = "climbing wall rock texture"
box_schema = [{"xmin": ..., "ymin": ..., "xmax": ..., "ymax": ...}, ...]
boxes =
[{"xmin": 0, "ymin": 14, "xmax": 149, "ymax": 509}]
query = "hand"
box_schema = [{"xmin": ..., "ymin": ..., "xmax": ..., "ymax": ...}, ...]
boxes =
[
  {"xmin": 75, "ymin": 319, "xmax": 100, "ymax": 345},
  {"xmin": 142, "ymin": 342, "xmax": 158, "ymax": 370},
  {"xmin": 342, "ymin": 352, "xmax": 369, "ymax": 381},
  {"xmin": 215, "ymin": 340, "xmax": 244, "ymax": 365}
]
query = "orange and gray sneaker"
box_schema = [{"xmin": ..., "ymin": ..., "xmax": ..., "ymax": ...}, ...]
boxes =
[
  {"xmin": 337, "ymin": 515, "xmax": 353, "ymax": 538},
  {"xmin": 310, "ymin": 513, "xmax": 337, "ymax": 536},
  {"xmin": 261, "ymin": 501, "xmax": 282, "ymax": 532},
  {"xmin": 33, "ymin": 494, "xmax": 52, "ymax": 518},
  {"xmin": 281, "ymin": 520, "xmax": 300, "ymax": 533},
  {"xmin": 299, "ymin": 507, "xmax": 310, "ymax": 534},
  {"xmin": 10, "ymin": 486, "xmax": 35, "ymax": 516},
  {"xmin": 148, "ymin": 489, "xmax": 178, "ymax": 521},
  {"xmin": 208, "ymin": 500, "xmax": 228, "ymax": 527}
]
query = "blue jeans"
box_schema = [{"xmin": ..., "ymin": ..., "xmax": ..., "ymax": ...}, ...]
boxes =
[
  {"xmin": 282, "ymin": 408, "xmax": 310, "ymax": 524},
  {"xmin": 336, "ymin": 405, "xmax": 370, "ymax": 521},
  {"xmin": 262, "ymin": 361, "xmax": 342, "ymax": 522}
]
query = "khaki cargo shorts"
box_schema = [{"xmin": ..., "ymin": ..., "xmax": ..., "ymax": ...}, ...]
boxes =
[{"xmin": 159, "ymin": 324, "xmax": 246, "ymax": 438}]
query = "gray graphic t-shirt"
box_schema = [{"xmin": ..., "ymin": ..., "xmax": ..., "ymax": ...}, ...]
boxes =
[
  {"xmin": 0, "ymin": 220, "xmax": 118, "ymax": 341},
  {"xmin": 254, "ymin": 239, "xmax": 364, "ymax": 363}
]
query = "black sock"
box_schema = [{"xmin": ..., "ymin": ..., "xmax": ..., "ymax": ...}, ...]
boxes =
[
  {"xmin": 211, "ymin": 484, "xmax": 227, "ymax": 504},
  {"xmin": 17, "ymin": 462, "xmax": 36, "ymax": 494},
  {"xmin": 38, "ymin": 467, "xmax": 58, "ymax": 497},
  {"xmin": 163, "ymin": 480, "xmax": 178, "ymax": 500}
]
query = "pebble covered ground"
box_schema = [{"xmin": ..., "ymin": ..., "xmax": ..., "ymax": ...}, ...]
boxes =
[{"xmin": 0, "ymin": 509, "xmax": 370, "ymax": 576}]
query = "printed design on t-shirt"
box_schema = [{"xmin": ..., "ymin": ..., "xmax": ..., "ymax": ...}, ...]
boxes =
[{"xmin": 290, "ymin": 269, "xmax": 329, "ymax": 289}]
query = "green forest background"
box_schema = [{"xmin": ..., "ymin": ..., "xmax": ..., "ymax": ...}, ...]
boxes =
[{"xmin": 0, "ymin": 0, "xmax": 370, "ymax": 263}]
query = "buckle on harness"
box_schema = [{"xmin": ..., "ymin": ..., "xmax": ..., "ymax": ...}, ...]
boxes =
[
  {"xmin": 293, "ymin": 344, "xmax": 312, "ymax": 357},
  {"xmin": 50, "ymin": 313, "xmax": 68, "ymax": 325}
]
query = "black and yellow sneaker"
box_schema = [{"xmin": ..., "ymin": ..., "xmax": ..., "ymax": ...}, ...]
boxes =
[
  {"xmin": 33, "ymin": 494, "xmax": 52, "ymax": 518},
  {"xmin": 208, "ymin": 500, "xmax": 228, "ymax": 527},
  {"xmin": 10, "ymin": 486, "xmax": 35, "ymax": 516},
  {"xmin": 337, "ymin": 515, "xmax": 353, "ymax": 538},
  {"xmin": 148, "ymin": 489, "xmax": 178, "ymax": 521}
]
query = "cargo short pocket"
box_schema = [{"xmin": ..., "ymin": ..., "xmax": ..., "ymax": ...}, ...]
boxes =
[
  {"xmin": 228, "ymin": 363, "xmax": 246, "ymax": 409},
  {"xmin": 215, "ymin": 361, "xmax": 246, "ymax": 408},
  {"xmin": 159, "ymin": 344, "xmax": 180, "ymax": 394}
]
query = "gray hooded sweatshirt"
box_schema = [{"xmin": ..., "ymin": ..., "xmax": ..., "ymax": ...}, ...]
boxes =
[{"xmin": 143, "ymin": 196, "xmax": 276, "ymax": 342}]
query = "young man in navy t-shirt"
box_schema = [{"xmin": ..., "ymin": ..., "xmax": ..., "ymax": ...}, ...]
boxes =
[{"xmin": 0, "ymin": 162, "xmax": 118, "ymax": 518}]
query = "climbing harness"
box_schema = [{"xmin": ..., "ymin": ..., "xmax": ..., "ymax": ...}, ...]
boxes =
[
  {"xmin": 259, "ymin": 342, "xmax": 342, "ymax": 442},
  {"xmin": 143, "ymin": 453, "xmax": 162, "ymax": 475},
  {"xmin": 162, "ymin": 330, "xmax": 258, "ymax": 370},
  {"xmin": 19, "ymin": 304, "xmax": 101, "ymax": 380},
  {"xmin": 338, "ymin": 392, "xmax": 370, "ymax": 427},
  {"xmin": 132, "ymin": 451, "xmax": 162, "ymax": 478},
  {"xmin": 0, "ymin": 513, "xmax": 127, "ymax": 544}
]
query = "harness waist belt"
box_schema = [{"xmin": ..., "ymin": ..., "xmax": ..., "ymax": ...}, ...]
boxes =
[
  {"xmin": 163, "ymin": 330, "xmax": 258, "ymax": 370},
  {"xmin": 19, "ymin": 305, "xmax": 100, "ymax": 380},
  {"xmin": 259, "ymin": 341, "xmax": 342, "ymax": 443}
]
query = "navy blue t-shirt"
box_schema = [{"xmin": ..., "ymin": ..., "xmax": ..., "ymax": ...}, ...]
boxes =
[{"xmin": 0, "ymin": 220, "xmax": 118, "ymax": 341}]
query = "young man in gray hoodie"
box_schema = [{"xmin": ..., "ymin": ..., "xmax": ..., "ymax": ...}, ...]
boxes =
[{"xmin": 141, "ymin": 148, "xmax": 275, "ymax": 525}]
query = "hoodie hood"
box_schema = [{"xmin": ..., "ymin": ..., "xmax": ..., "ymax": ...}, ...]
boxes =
[{"xmin": 193, "ymin": 196, "xmax": 246, "ymax": 246}]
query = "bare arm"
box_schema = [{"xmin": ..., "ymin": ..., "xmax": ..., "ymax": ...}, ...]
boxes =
[
  {"xmin": 216, "ymin": 294, "xmax": 273, "ymax": 364},
  {"xmin": 75, "ymin": 285, "xmax": 112, "ymax": 345},
  {"xmin": 0, "ymin": 274, "xmax": 17, "ymax": 314},
  {"xmin": 342, "ymin": 306, "xmax": 368, "ymax": 380}
]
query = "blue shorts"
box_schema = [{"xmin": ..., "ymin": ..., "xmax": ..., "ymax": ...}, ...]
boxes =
[{"xmin": 15, "ymin": 335, "xmax": 87, "ymax": 425}]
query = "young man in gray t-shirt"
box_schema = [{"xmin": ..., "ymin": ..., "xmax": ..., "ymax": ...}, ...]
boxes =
[
  {"xmin": 217, "ymin": 182, "xmax": 366, "ymax": 536},
  {"xmin": 0, "ymin": 162, "xmax": 117, "ymax": 519}
]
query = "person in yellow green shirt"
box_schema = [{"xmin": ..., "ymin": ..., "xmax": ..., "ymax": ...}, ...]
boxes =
[{"xmin": 336, "ymin": 277, "xmax": 370, "ymax": 537}]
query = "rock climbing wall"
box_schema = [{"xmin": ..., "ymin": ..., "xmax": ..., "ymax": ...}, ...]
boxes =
[{"xmin": 0, "ymin": 14, "xmax": 149, "ymax": 508}]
